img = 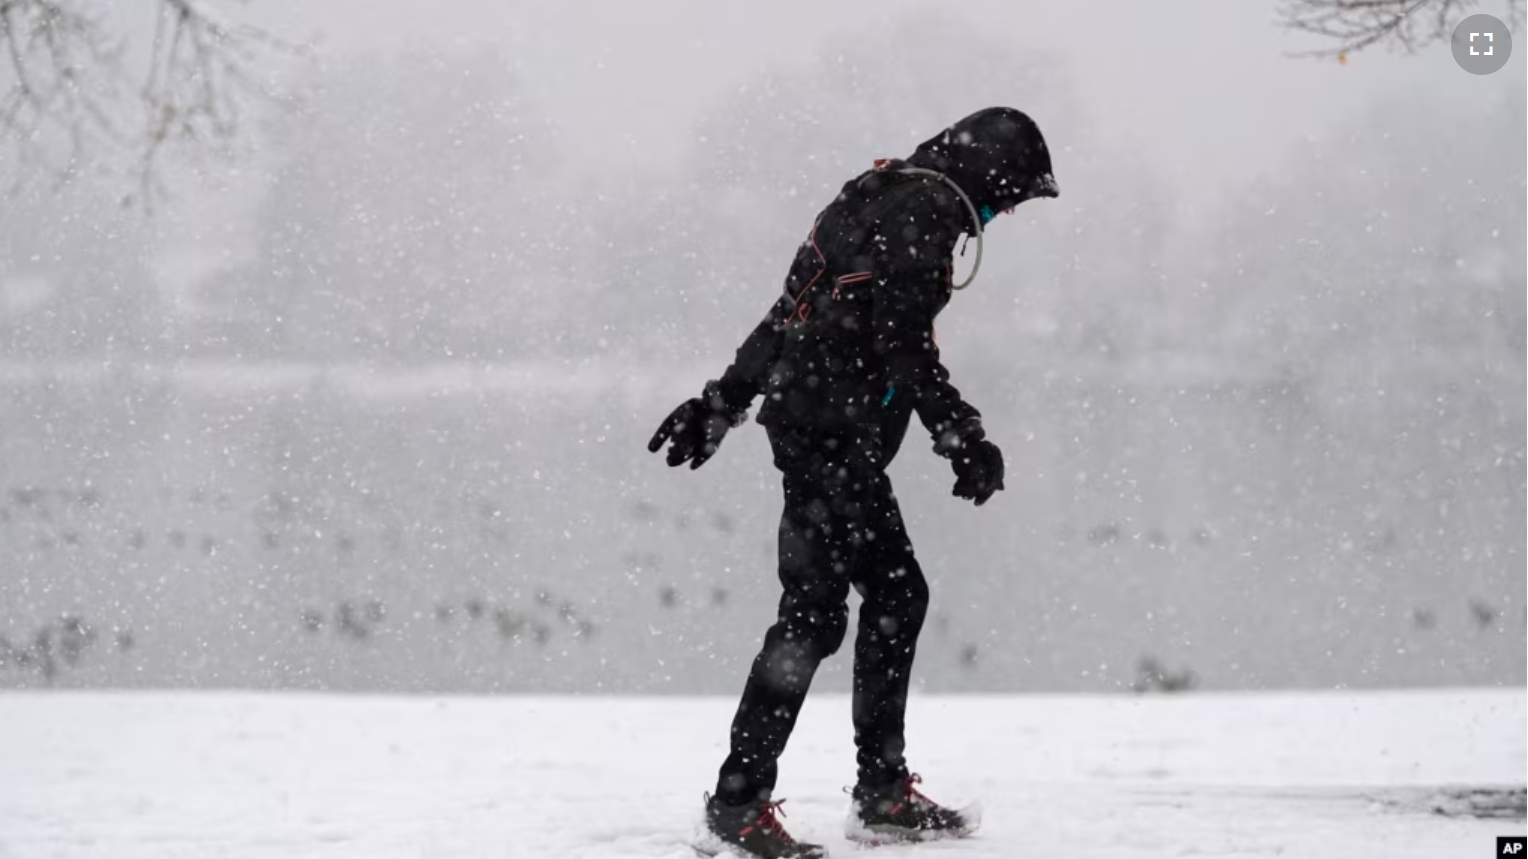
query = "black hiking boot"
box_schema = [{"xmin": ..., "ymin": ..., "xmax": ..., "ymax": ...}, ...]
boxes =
[
  {"xmin": 698, "ymin": 793, "xmax": 827, "ymax": 858},
  {"xmin": 845, "ymin": 774, "xmax": 981, "ymax": 844}
]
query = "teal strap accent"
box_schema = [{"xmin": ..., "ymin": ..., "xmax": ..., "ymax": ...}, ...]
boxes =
[{"xmin": 881, "ymin": 385, "xmax": 896, "ymax": 406}]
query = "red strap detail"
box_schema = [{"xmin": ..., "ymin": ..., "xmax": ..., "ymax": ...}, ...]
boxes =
[
  {"xmin": 786, "ymin": 223, "xmax": 830, "ymax": 326},
  {"xmin": 831, "ymin": 271, "xmax": 874, "ymax": 300}
]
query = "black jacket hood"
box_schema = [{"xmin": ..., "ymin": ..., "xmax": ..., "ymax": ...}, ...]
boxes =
[{"xmin": 905, "ymin": 107, "xmax": 1058, "ymax": 214}]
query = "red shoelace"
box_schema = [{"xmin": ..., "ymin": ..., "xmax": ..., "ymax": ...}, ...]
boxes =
[
  {"xmin": 739, "ymin": 798, "xmax": 796, "ymax": 844},
  {"xmin": 891, "ymin": 773, "xmax": 937, "ymax": 816}
]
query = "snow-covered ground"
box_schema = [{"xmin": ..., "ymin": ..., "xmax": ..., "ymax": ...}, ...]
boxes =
[{"xmin": 1, "ymin": 689, "xmax": 1522, "ymax": 858}]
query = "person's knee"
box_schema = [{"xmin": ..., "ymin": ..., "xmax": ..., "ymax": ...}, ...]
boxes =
[
  {"xmin": 902, "ymin": 571, "xmax": 930, "ymax": 627},
  {"xmin": 759, "ymin": 603, "xmax": 849, "ymax": 691},
  {"xmin": 865, "ymin": 566, "xmax": 929, "ymax": 639},
  {"xmin": 795, "ymin": 601, "xmax": 849, "ymax": 657}
]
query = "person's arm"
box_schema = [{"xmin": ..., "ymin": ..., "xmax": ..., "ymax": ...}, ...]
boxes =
[
  {"xmin": 708, "ymin": 293, "xmax": 793, "ymax": 412},
  {"xmin": 648, "ymin": 296, "xmax": 789, "ymax": 470},
  {"xmin": 869, "ymin": 237, "xmax": 983, "ymax": 449},
  {"xmin": 870, "ymin": 230, "xmax": 1005, "ymax": 504}
]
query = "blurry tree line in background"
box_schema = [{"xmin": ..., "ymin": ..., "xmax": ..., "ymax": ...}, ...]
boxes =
[{"xmin": 1, "ymin": 15, "xmax": 1522, "ymax": 377}]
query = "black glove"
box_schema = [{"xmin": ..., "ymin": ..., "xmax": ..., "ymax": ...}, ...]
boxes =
[
  {"xmin": 951, "ymin": 438, "xmax": 1005, "ymax": 506},
  {"xmin": 646, "ymin": 381, "xmax": 749, "ymax": 470},
  {"xmin": 932, "ymin": 418, "xmax": 1005, "ymax": 506}
]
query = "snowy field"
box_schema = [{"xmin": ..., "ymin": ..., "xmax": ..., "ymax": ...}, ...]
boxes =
[{"xmin": 0, "ymin": 689, "xmax": 1523, "ymax": 858}]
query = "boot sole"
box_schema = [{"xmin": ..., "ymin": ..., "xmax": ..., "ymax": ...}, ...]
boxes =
[
  {"xmin": 691, "ymin": 831, "xmax": 829, "ymax": 858},
  {"xmin": 844, "ymin": 800, "xmax": 983, "ymax": 845}
]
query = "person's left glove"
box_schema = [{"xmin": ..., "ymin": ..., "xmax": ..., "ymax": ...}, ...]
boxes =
[
  {"xmin": 950, "ymin": 438, "xmax": 1005, "ymax": 506},
  {"xmin": 932, "ymin": 416, "xmax": 1005, "ymax": 506},
  {"xmin": 646, "ymin": 380, "xmax": 749, "ymax": 469}
]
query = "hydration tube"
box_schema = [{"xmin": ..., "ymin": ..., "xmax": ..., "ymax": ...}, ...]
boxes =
[{"xmin": 890, "ymin": 166, "xmax": 984, "ymax": 291}]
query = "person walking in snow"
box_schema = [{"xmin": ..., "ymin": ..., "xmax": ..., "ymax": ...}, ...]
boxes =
[{"xmin": 647, "ymin": 106, "xmax": 1058, "ymax": 859}]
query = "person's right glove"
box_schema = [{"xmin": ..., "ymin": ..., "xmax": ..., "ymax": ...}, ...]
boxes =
[
  {"xmin": 646, "ymin": 380, "xmax": 749, "ymax": 470},
  {"xmin": 932, "ymin": 417, "xmax": 1005, "ymax": 507}
]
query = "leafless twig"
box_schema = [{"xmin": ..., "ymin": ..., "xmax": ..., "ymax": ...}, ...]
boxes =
[
  {"xmin": 1280, "ymin": 0, "xmax": 1524, "ymax": 57},
  {"xmin": 0, "ymin": 0, "xmax": 298, "ymax": 206}
]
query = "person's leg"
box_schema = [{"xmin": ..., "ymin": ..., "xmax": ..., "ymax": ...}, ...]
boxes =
[
  {"xmin": 714, "ymin": 430, "xmax": 874, "ymax": 805},
  {"xmin": 849, "ymin": 472, "xmax": 930, "ymax": 790}
]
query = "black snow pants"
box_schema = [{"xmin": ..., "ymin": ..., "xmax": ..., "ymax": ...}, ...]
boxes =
[{"xmin": 715, "ymin": 424, "xmax": 930, "ymax": 805}]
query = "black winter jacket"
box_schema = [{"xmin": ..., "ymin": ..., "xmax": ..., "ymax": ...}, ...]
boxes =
[{"xmin": 709, "ymin": 108, "xmax": 1057, "ymax": 463}]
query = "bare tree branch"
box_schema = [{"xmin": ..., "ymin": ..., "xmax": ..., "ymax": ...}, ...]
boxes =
[
  {"xmin": 1280, "ymin": 0, "xmax": 1524, "ymax": 57},
  {"xmin": 0, "ymin": 0, "xmax": 299, "ymax": 207}
]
